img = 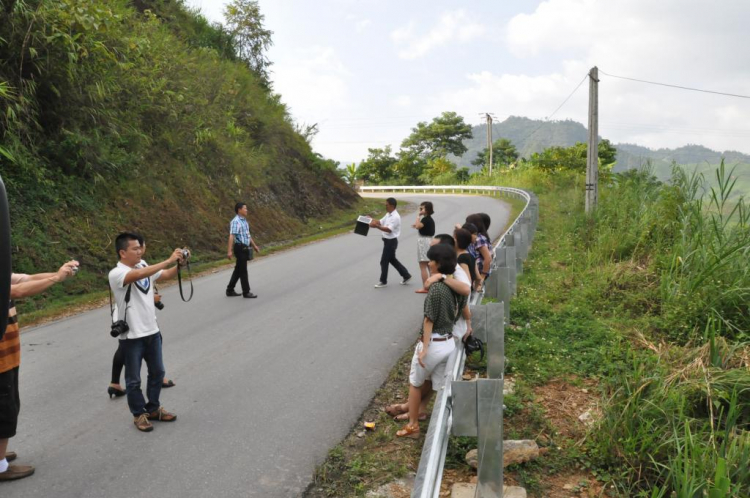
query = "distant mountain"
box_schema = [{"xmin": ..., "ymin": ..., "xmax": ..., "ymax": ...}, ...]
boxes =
[{"xmin": 457, "ymin": 117, "xmax": 750, "ymax": 177}]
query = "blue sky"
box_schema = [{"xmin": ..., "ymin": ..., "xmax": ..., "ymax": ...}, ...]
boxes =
[{"xmin": 185, "ymin": 0, "xmax": 750, "ymax": 164}]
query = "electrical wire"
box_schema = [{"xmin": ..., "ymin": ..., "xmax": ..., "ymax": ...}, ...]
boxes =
[
  {"xmin": 599, "ymin": 69, "xmax": 750, "ymax": 100},
  {"xmin": 512, "ymin": 72, "xmax": 590, "ymax": 146}
]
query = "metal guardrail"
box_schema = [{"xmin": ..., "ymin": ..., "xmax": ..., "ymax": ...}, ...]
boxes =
[{"xmin": 360, "ymin": 185, "xmax": 539, "ymax": 497}]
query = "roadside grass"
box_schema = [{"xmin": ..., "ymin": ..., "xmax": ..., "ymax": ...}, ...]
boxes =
[{"xmin": 17, "ymin": 197, "xmax": 386, "ymax": 328}]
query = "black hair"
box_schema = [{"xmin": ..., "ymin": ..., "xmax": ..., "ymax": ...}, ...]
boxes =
[
  {"xmin": 115, "ymin": 232, "xmax": 141, "ymax": 259},
  {"xmin": 235, "ymin": 202, "xmax": 247, "ymax": 214},
  {"xmin": 479, "ymin": 213, "xmax": 491, "ymax": 230},
  {"xmin": 386, "ymin": 197, "xmax": 397, "ymax": 208},
  {"xmin": 462, "ymin": 222, "xmax": 478, "ymax": 235},
  {"xmin": 133, "ymin": 232, "xmax": 145, "ymax": 246},
  {"xmin": 465, "ymin": 214, "xmax": 488, "ymax": 238},
  {"xmin": 427, "ymin": 243, "xmax": 457, "ymax": 275},
  {"xmin": 454, "ymin": 228, "xmax": 472, "ymax": 250},
  {"xmin": 433, "ymin": 233, "xmax": 455, "ymax": 247},
  {"xmin": 420, "ymin": 201, "xmax": 434, "ymax": 215}
]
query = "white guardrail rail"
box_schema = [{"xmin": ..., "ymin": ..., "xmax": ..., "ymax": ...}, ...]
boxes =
[{"xmin": 359, "ymin": 185, "xmax": 539, "ymax": 498}]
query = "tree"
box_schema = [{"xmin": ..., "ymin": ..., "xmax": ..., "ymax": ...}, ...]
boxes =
[
  {"xmin": 471, "ymin": 138, "xmax": 519, "ymax": 170},
  {"xmin": 224, "ymin": 0, "xmax": 273, "ymax": 86},
  {"xmin": 357, "ymin": 146, "xmax": 397, "ymax": 184},
  {"xmin": 344, "ymin": 163, "xmax": 357, "ymax": 187},
  {"xmin": 393, "ymin": 149, "xmax": 426, "ymax": 184},
  {"xmin": 421, "ymin": 156, "xmax": 456, "ymax": 182},
  {"xmin": 528, "ymin": 140, "xmax": 617, "ymax": 172},
  {"xmin": 401, "ymin": 111, "xmax": 473, "ymax": 160}
]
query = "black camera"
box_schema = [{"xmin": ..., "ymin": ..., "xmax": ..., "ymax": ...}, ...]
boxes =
[
  {"xmin": 110, "ymin": 320, "xmax": 129, "ymax": 338},
  {"xmin": 154, "ymin": 300, "xmax": 165, "ymax": 311}
]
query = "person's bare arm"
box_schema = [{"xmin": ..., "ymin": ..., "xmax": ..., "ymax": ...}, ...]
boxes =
[
  {"xmin": 123, "ymin": 249, "xmax": 182, "ymax": 285},
  {"xmin": 10, "ymin": 262, "xmax": 77, "ymax": 299},
  {"xmin": 424, "ymin": 273, "xmax": 471, "ymax": 296},
  {"xmin": 227, "ymin": 234, "xmax": 235, "ymax": 259},
  {"xmin": 479, "ymin": 245, "xmax": 493, "ymax": 274},
  {"xmin": 418, "ymin": 317, "xmax": 433, "ymax": 367},
  {"xmin": 462, "ymin": 305, "xmax": 472, "ymax": 340}
]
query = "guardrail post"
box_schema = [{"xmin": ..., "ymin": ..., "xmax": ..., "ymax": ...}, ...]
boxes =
[
  {"xmin": 495, "ymin": 267, "xmax": 511, "ymax": 324},
  {"xmin": 486, "ymin": 302, "xmax": 504, "ymax": 379},
  {"xmin": 451, "ymin": 379, "xmax": 504, "ymax": 497}
]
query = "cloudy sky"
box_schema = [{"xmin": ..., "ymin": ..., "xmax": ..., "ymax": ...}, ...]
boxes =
[{"xmin": 184, "ymin": 0, "xmax": 750, "ymax": 164}]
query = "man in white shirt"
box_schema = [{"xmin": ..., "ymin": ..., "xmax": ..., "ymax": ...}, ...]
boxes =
[
  {"xmin": 108, "ymin": 232, "xmax": 184, "ymax": 432},
  {"xmin": 369, "ymin": 197, "xmax": 412, "ymax": 288}
]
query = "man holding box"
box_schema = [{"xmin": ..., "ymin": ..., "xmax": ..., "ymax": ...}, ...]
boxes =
[{"xmin": 370, "ymin": 197, "xmax": 411, "ymax": 288}]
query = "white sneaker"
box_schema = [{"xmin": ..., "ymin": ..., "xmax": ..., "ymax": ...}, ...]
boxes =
[
  {"xmin": 374, "ymin": 282, "xmax": 387, "ymax": 288},
  {"xmin": 400, "ymin": 276, "xmax": 412, "ymax": 285}
]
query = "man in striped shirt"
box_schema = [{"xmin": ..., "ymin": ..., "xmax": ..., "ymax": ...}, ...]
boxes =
[
  {"xmin": 1, "ymin": 261, "xmax": 78, "ymax": 482},
  {"xmin": 226, "ymin": 202, "xmax": 261, "ymax": 298}
]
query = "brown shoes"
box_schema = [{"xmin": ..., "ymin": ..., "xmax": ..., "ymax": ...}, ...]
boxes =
[
  {"xmin": 5, "ymin": 451, "xmax": 16, "ymax": 462},
  {"xmin": 134, "ymin": 413, "xmax": 154, "ymax": 432},
  {"xmin": 0, "ymin": 464, "xmax": 35, "ymax": 481},
  {"xmin": 147, "ymin": 406, "xmax": 177, "ymax": 422}
]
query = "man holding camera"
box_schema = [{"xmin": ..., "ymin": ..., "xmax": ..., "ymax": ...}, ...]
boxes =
[
  {"xmin": 108, "ymin": 233, "xmax": 184, "ymax": 432},
  {"xmin": 226, "ymin": 202, "xmax": 260, "ymax": 299},
  {"xmin": 1, "ymin": 261, "xmax": 78, "ymax": 481}
]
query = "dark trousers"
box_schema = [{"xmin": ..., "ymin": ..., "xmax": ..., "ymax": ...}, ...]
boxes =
[
  {"xmin": 227, "ymin": 243, "xmax": 251, "ymax": 294},
  {"xmin": 122, "ymin": 333, "xmax": 165, "ymax": 416},
  {"xmin": 380, "ymin": 238, "xmax": 410, "ymax": 284},
  {"xmin": 0, "ymin": 366, "xmax": 20, "ymax": 439}
]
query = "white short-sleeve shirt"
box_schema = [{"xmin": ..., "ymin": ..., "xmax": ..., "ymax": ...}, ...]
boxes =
[
  {"xmin": 108, "ymin": 261, "xmax": 162, "ymax": 340},
  {"xmin": 380, "ymin": 210, "xmax": 402, "ymax": 239},
  {"xmin": 452, "ymin": 264, "xmax": 471, "ymax": 341}
]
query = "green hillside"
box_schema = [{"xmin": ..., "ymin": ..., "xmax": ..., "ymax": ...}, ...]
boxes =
[{"xmin": 0, "ymin": 0, "xmax": 359, "ymax": 308}]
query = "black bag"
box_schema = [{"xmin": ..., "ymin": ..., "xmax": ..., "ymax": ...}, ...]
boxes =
[{"xmin": 464, "ymin": 335, "xmax": 485, "ymax": 361}]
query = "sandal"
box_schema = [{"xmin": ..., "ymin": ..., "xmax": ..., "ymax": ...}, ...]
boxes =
[
  {"xmin": 162, "ymin": 379, "xmax": 175, "ymax": 388},
  {"xmin": 415, "ymin": 288, "xmax": 429, "ymax": 294},
  {"xmin": 396, "ymin": 424, "xmax": 420, "ymax": 439},
  {"xmin": 385, "ymin": 404, "xmax": 407, "ymax": 417},
  {"xmin": 394, "ymin": 412, "xmax": 428, "ymax": 422}
]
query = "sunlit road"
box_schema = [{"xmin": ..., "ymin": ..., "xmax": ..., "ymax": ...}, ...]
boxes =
[{"xmin": 4, "ymin": 194, "xmax": 509, "ymax": 498}]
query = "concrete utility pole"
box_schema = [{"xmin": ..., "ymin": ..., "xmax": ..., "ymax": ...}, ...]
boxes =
[
  {"xmin": 586, "ymin": 66, "xmax": 599, "ymax": 214},
  {"xmin": 485, "ymin": 113, "xmax": 493, "ymax": 176}
]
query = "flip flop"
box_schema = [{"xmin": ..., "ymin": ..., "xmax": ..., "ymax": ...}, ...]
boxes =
[
  {"xmin": 162, "ymin": 379, "xmax": 175, "ymax": 388},
  {"xmin": 385, "ymin": 404, "xmax": 407, "ymax": 417},
  {"xmin": 415, "ymin": 288, "xmax": 429, "ymax": 294},
  {"xmin": 394, "ymin": 412, "xmax": 428, "ymax": 422},
  {"xmin": 396, "ymin": 424, "xmax": 420, "ymax": 439}
]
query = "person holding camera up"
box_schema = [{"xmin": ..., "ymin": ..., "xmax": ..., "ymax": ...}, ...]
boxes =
[
  {"xmin": 226, "ymin": 202, "xmax": 260, "ymax": 299},
  {"xmin": 1, "ymin": 261, "xmax": 79, "ymax": 482},
  {"xmin": 108, "ymin": 234, "xmax": 174, "ymax": 399},
  {"xmin": 108, "ymin": 233, "xmax": 185, "ymax": 432}
]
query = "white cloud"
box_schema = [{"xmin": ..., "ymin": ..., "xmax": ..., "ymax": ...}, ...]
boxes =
[
  {"xmin": 355, "ymin": 19, "xmax": 372, "ymax": 32},
  {"xmin": 441, "ymin": 0, "xmax": 750, "ymax": 154},
  {"xmin": 272, "ymin": 46, "xmax": 351, "ymax": 122},
  {"xmin": 391, "ymin": 10, "xmax": 486, "ymax": 60}
]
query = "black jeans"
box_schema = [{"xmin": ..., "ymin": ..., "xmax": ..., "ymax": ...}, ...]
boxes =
[
  {"xmin": 380, "ymin": 238, "xmax": 410, "ymax": 284},
  {"xmin": 227, "ymin": 242, "xmax": 251, "ymax": 294}
]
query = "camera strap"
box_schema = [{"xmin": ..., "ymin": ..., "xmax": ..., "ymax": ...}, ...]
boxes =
[
  {"xmin": 177, "ymin": 261, "xmax": 194, "ymax": 302},
  {"xmin": 109, "ymin": 283, "xmax": 132, "ymax": 323}
]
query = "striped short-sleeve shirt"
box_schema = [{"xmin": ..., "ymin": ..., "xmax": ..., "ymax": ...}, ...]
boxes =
[{"xmin": 230, "ymin": 215, "xmax": 251, "ymax": 245}]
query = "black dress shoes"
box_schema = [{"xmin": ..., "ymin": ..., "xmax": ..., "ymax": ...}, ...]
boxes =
[
  {"xmin": 226, "ymin": 290, "xmax": 242, "ymax": 297},
  {"xmin": 243, "ymin": 293, "xmax": 258, "ymax": 298}
]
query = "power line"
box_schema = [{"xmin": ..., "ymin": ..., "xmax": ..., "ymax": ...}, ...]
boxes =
[
  {"xmin": 512, "ymin": 72, "xmax": 590, "ymax": 146},
  {"xmin": 599, "ymin": 69, "xmax": 750, "ymax": 100}
]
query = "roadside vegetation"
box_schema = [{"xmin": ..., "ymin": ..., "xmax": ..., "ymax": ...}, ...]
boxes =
[
  {"xmin": 312, "ymin": 157, "xmax": 750, "ymax": 496},
  {"xmin": 0, "ymin": 0, "xmax": 359, "ymax": 315}
]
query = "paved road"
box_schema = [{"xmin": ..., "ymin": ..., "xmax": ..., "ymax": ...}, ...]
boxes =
[{"xmin": 4, "ymin": 194, "xmax": 510, "ymax": 498}]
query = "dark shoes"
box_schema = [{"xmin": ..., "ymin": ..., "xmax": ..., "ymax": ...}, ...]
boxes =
[
  {"xmin": 0, "ymin": 464, "xmax": 35, "ymax": 481},
  {"xmin": 242, "ymin": 293, "xmax": 258, "ymax": 299},
  {"xmin": 226, "ymin": 290, "xmax": 242, "ymax": 297},
  {"xmin": 147, "ymin": 406, "xmax": 177, "ymax": 422},
  {"xmin": 5, "ymin": 452, "xmax": 16, "ymax": 462}
]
